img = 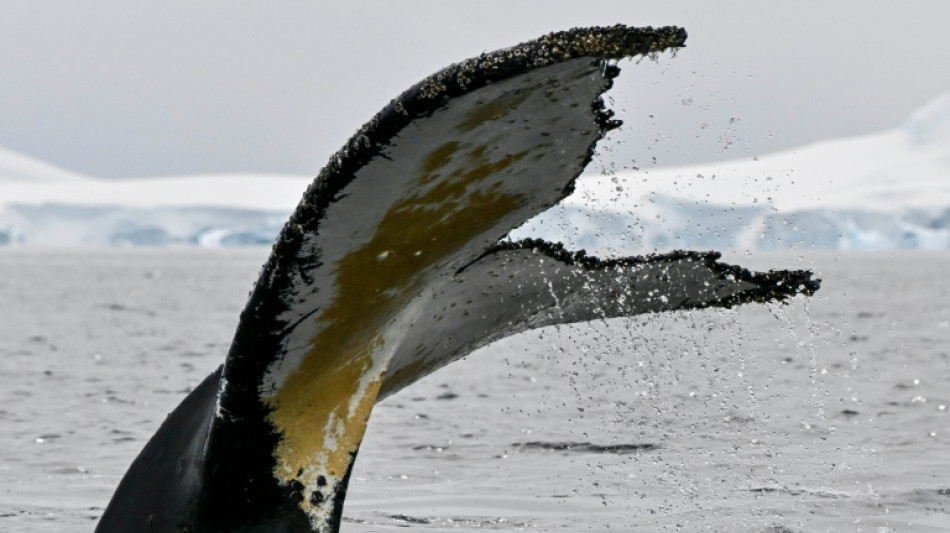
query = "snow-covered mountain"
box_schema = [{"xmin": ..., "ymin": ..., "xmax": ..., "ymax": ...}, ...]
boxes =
[
  {"xmin": 515, "ymin": 92, "xmax": 950, "ymax": 252},
  {"xmin": 2, "ymin": 92, "xmax": 949, "ymax": 248},
  {"xmin": 0, "ymin": 149, "xmax": 310, "ymax": 246},
  {"xmin": 0, "ymin": 146, "xmax": 92, "ymax": 184}
]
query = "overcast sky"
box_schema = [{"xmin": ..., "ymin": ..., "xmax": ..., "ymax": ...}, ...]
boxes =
[{"xmin": 2, "ymin": 1, "xmax": 950, "ymax": 179}]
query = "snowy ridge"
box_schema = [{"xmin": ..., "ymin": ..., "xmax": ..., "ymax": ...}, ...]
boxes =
[
  {"xmin": 2, "ymin": 92, "xmax": 950, "ymax": 248},
  {"xmin": 0, "ymin": 146, "xmax": 92, "ymax": 184},
  {"xmin": 572, "ymin": 94, "xmax": 950, "ymax": 214},
  {"xmin": 530, "ymin": 91, "xmax": 950, "ymax": 252}
]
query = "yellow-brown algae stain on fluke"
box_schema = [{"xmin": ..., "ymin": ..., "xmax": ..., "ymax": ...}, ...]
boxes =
[
  {"xmin": 270, "ymin": 339, "xmax": 384, "ymax": 524},
  {"xmin": 455, "ymin": 89, "xmax": 534, "ymax": 133},
  {"xmin": 264, "ymin": 137, "xmax": 531, "ymax": 518}
]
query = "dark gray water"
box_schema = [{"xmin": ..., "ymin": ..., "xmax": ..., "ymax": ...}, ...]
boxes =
[{"xmin": 1, "ymin": 249, "xmax": 948, "ymax": 532}]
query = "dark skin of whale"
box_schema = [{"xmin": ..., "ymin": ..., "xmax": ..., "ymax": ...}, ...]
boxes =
[{"xmin": 95, "ymin": 26, "xmax": 818, "ymax": 532}]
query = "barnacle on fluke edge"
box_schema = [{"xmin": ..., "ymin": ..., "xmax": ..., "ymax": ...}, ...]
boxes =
[{"xmin": 95, "ymin": 25, "xmax": 818, "ymax": 533}]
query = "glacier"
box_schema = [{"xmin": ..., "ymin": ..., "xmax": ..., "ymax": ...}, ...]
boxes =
[
  {"xmin": 2, "ymin": 92, "xmax": 949, "ymax": 249},
  {"xmin": 511, "ymin": 198, "xmax": 950, "ymax": 254},
  {"xmin": 0, "ymin": 203, "xmax": 289, "ymax": 247},
  {"xmin": 5, "ymin": 197, "xmax": 948, "ymax": 251}
]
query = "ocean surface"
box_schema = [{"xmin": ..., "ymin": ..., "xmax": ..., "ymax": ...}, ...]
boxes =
[{"xmin": 1, "ymin": 249, "xmax": 948, "ymax": 532}]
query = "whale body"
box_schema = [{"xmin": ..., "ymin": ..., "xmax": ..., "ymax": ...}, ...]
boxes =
[{"xmin": 95, "ymin": 25, "xmax": 818, "ymax": 532}]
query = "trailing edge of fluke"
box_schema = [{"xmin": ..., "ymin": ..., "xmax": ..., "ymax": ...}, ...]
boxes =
[{"xmin": 95, "ymin": 25, "xmax": 818, "ymax": 533}]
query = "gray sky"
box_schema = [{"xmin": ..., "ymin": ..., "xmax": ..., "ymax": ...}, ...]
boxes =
[{"xmin": 2, "ymin": 1, "xmax": 949, "ymax": 179}]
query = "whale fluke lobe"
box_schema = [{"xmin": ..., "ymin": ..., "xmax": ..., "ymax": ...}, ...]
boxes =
[{"xmin": 96, "ymin": 25, "xmax": 818, "ymax": 532}]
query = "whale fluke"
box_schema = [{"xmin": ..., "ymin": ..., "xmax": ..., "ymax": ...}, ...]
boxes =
[{"xmin": 95, "ymin": 25, "xmax": 817, "ymax": 532}]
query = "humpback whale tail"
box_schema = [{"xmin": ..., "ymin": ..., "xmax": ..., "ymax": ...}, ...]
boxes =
[{"xmin": 95, "ymin": 25, "xmax": 818, "ymax": 532}]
